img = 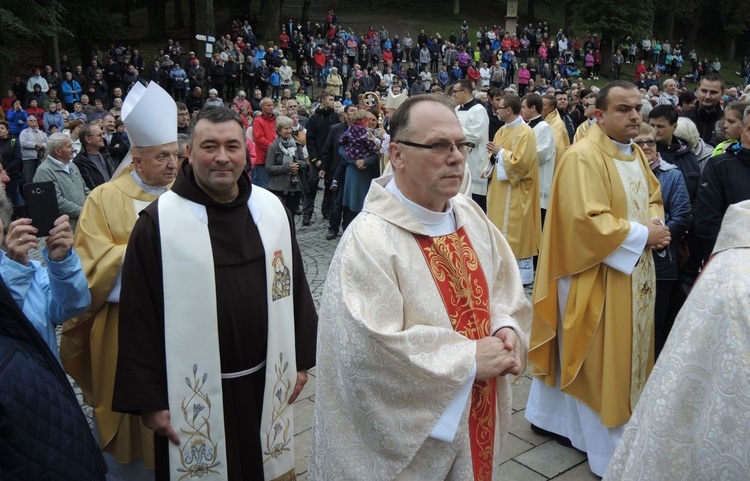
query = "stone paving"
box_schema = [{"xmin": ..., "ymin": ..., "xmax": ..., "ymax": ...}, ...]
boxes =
[{"xmin": 44, "ymin": 191, "xmax": 599, "ymax": 480}]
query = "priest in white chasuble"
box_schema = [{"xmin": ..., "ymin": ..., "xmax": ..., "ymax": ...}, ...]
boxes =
[
  {"xmin": 525, "ymin": 81, "xmax": 671, "ymax": 477},
  {"xmin": 605, "ymin": 200, "xmax": 750, "ymax": 480},
  {"xmin": 485, "ymin": 93, "xmax": 541, "ymax": 286},
  {"xmin": 61, "ymin": 81, "xmax": 178, "ymax": 480},
  {"xmin": 112, "ymin": 106, "xmax": 318, "ymax": 481},
  {"xmin": 310, "ymin": 94, "xmax": 531, "ymax": 481}
]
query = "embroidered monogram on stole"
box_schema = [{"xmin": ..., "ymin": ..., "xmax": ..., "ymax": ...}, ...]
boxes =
[
  {"xmin": 612, "ymin": 158, "xmax": 656, "ymax": 409},
  {"xmin": 415, "ymin": 228, "xmax": 496, "ymax": 481}
]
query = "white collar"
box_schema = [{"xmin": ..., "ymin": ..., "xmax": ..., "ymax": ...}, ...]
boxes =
[
  {"xmin": 385, "ymin": 179, "xmax": 456, "ymax": 237},
  {"xmin": 131, "ymin": 170, "xmax": 169, "ymax": 195}
]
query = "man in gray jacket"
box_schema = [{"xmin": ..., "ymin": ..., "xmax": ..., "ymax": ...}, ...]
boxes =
[{"xmin": 32, "ymin": 133, "xmax": 89, "ymax": 230}]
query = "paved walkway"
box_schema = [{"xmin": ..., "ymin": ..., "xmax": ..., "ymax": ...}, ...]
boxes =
[
  {"xmin": 49, "ymin": 191, "xmax": 599, "ymax": 480},
  {"xmin": 289, "ymin": 203, "xmax": 599, "ymax": 480}
]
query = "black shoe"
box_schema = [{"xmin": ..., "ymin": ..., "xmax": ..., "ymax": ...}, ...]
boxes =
[
  {"xmin": 530, "ymin": 424, "xmax": 573, "ymax": 448},
  {"xmin": 302, "ymin": 217, "xmax": 311, "ymax": 226},
  {"xmin": 325, "ymin": 230, "xmax": 338, "ymax": 240},
  {"xmin": 294, "ymin": 208, "xmax": 303, "ymax": 215}
]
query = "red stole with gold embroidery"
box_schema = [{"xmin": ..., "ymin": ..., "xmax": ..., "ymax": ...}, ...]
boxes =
[{"xmin": 415, "ymin": 228, "xmax": 496, "ymax": 481}]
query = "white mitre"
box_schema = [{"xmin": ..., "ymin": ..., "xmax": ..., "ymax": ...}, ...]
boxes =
[
  {"xmin": 112, "ymin": 81, "xmax": 178, "ymax": 179},
  {"xmin": 385, "ymin": 88, "xmax": 408, "ymax": 110}
]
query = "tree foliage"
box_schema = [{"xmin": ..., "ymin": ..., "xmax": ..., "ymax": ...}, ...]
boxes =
[
  {"xmin": 571, "ymin": 0, "xmax": 654, "ymax": 42},
  {"xmin": 0, "ymin": 0, "xmax": 69, "ymax": 68}
]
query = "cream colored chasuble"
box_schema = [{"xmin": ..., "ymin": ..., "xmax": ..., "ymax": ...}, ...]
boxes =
[
  {"xmin": 159, "ymin": 187, "xmax": 297, "ymax": 481},
  {"xmin": 611, "ymin": 156, "xmax": 655, "ymax": 408}
]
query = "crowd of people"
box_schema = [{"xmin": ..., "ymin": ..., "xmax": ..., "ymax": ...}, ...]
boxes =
[{"xmin": 1, "ymin": 10, "xmax": 748, "ymax": 481}]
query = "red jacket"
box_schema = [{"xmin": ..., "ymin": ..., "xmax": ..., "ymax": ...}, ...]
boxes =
[{"xmin": 253, "ymin": 114, "xmax": 277, "ymax": 166}]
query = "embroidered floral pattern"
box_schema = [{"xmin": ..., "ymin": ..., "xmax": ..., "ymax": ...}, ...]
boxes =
[
  {"xmin": 176, "ymin": 364, "xmax": 222, "ymax": 479},
  {"xmin": 263, "ymin": 353, "xmax": 293, "ymax": 464},
  {"xmin": 415, "ymin": 228, "xmax": 496, "ymax": 480}
]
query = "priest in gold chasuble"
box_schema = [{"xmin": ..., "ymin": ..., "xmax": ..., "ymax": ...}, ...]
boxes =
[
  {"xmin": 525, "ymin": 82, "xmax": 670, "ymax": 477},
  {"xmin": 311, "ymin": 95, "xmax": 531, "ymax": 481}
]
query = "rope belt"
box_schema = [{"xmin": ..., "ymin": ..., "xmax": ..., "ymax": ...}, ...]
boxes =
[{"xmin": 221, "ymin": 360, "xmax": 266, "ymax": 379}]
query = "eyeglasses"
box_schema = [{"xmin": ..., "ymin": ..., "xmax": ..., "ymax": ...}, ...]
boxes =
[
  {"xmin": 634, "ymin": 140, "xmax": 656, "ymax": 147},
  {"xmin": 451, "ymin": 89, "xmax": 466, "ymax": 95},
  {"xmin": 583, "ymin": 102, "xmax": 596, "ymax": 108},
  {"xmin": 396, "ymin": 139, "xmax": 475, "ymax": 155}
]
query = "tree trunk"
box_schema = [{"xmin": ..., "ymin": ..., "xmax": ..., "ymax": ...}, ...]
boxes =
[
  {"xmin": 301, "ymin": 0, "xmax": 312, "ymax": 24},
  {"xmin": 43, "ymin": 36, "xmax": 60, "ymax": 75},
  {"xmin": 528, "ymin": 0, "xmax": 536, "ymax": 23},
  {"xmin": 174, "ymin": 0, "xmax": 185, "ymax": 29},
  {"xmin": 122, "ymin": 0, "xmax": 133, "ymax": 27},
  {"xmin": 725, "ymin": 35, "xmax": 736, "ymax": 62},
  {"xmin": 665, "ymin": 4, "xmax": 675, "ymax": 41},
  {"xmin": 79, "ymin": 38, "xmax": 93, "ymax": 73},
  {"xmin": 563, "ymin": 0, "xmax": 572, "ymax": 32},
  {"xmin": 453, "ymin": 0, "xmax": 459, "ymax": 15},
  {"xmin": 684, "ymin": 7, "xmax": 702, "ymax": 53},
  {"xmin": 146, "ymin": 0, "xmax": 168, "ymax": 41},
  {"xmin": 189, "ymin": 0, "xmax": 198, "ymax": 53},
  {"xmin": 259, "ymin": 0, "xmax": 283, "ymax": 41},
  {"xmin": 600, "ymin": 35, "xmax": 614, "ymax": 79}
]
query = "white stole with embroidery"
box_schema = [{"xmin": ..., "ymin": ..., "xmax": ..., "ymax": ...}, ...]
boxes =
[{"xmin": 159, "ymin": 186, "xmax": 297, "ymax": 481}]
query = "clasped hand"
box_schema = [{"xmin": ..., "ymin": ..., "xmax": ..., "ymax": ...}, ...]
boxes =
[{"xmin": 475, "ymin": 327, "xmax": 522, "ymax": 380}]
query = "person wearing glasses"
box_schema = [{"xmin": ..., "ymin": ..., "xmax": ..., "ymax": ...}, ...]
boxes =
[
  {"xmin": 61, "ymin": 81, "xmax": 179, "ymax": 479},
  {"xmin": 572, "ymin": 88, "xmax": 598, "ymax": 143},
  {"xmin": 72, "ymin": 122, "xmax": 115, "ymax": 190},
  {"xmin": 634, "ymin": 123, "xmax": 690, "ymax": 358},
  {"xmin": 311, "ymin": 93, "xmax": 531, "ymax": 480},
  {"xmin": 526, "ymin": 81, "xmax": 671, "ymax": 477},
  {"xmin": 485, "ymin": 93, "xmax": 541, "ymax": 286}
]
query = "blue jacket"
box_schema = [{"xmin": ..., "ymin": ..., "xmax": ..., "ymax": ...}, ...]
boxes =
[
  {"xmin": 61, "ymin": 79, "xmax": 82, "ymax": 104},
  {"xmin": 0, "ymin": 248, "xmax": 90, "ymax": 356},
  {"xmin": 42, "ymin": 110, "xmax": 65, "ymax": 134},
  {"xmin": 0, "ymin": 274, "xmax": 106, "ymax": 480},
  {"xmin": 6, "ymin": 108, "xmax": 28, "ymax": 136},
  {"xmin": 651, "ymin": 160, "xmax": 691, "ymax": 280}
]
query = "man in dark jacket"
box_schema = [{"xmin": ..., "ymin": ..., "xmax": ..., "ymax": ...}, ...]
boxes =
[
  {"xmin": 681, "ymin": 73, "xmax": 724, "ymax": 146},
  {"xmin": 302, "ymin": 92, "xmax": 340, "ymax": 226},
  {"xmin": 73, "ymin": 122, "xmax": 116, "ymax": 190},
  {"xmin": 695, "ymin": 109, "xmax": 750, "ymax": 257},
  {"xmin": 0, "ymin": 272, "xmax": 107, "ymax": 480}
]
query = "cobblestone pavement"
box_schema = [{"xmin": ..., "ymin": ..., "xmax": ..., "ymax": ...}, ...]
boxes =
[{"xmin": 45, "ymin": 190, "xmax": 597, "ymax": 480}]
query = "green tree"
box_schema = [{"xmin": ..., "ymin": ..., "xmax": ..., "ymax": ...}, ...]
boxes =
[
  {"xmin": 0, "ymin": 0, "xmax": 69, "ymax": 90},
  {"xmin": 718, "ymin": 0, "xmax": 750, "ymax": 62},
  {"xmin": 571, "ymin": 0, "xmax": 654, "ymax": 78},
  {"xmin": 61, "ymin": 0, "xmax": 126, "ymax": 68}
]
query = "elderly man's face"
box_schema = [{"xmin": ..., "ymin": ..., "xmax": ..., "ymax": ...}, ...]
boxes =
[
  {"xmin": 53, "ymin": 137, "xmax": 76, "ymax": 163},
  {"xmin": 189, "ymin": 119, "xmax": 246, "ymax": 202},
  {"xmin": 261, "ymin": 99, "xmax": 275, "ymax": 115},
  {"xmin": 388, "ymin": 101, "xmax": 466, "ymax": 211},
  {"xmin": 134, "ymin": 142, "xmax": 179, "ymax": 186}
]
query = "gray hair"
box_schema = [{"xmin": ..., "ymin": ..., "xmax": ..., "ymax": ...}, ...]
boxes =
[
  {"xmin": 47, "ymin": 133, "xmax": 72, "ymax": 157},
  {"xmin": 275, "ymin": 115, "xmax": 293, "ymax": 132},
  {"xmin": 675, "ymin": 117, "xmax": 700, "ymax": 151}
]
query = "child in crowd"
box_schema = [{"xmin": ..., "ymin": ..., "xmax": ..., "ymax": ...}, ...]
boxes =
[{"xmin": 331, "ymin": 109, "xmax": 379, "ymax": 191}]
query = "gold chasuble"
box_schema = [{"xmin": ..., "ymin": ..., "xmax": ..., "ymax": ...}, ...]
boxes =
[
  {"xmin": 61, "ymin": 167, "xmax": 163, "ymax": 467},
  {"xmin": 486, "ymin": 122, "xmax": 541, "ymax": 260},
  {"xmin": 529, "ymin": 124, "xmax": 663, "ymax": 427},
  {"xmin": 415, "ymin": 228, "xmax": 496, "ymax": 481}
]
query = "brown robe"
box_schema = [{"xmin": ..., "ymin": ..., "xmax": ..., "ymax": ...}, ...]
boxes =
[{"xmin": 112, "ymin": 162, "xmax": 317, "ymax": 480}]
